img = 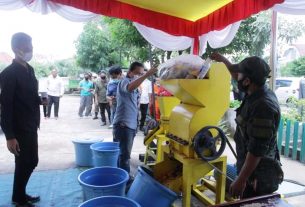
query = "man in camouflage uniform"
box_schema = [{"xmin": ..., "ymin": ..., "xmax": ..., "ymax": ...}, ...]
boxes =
[{"xmin": 211, "ymin": 53, "xmax": 283, "ymax": 199}]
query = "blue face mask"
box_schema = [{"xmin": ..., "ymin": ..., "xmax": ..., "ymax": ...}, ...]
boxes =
[{"xmin": 112, "ymin": 79, "xmax": 120, "ymax": 83}]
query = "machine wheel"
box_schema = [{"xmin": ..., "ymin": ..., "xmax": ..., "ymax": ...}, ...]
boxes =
[{"xmin": 193, "ymin": 126, "xmax": 227, "ymax": 161}]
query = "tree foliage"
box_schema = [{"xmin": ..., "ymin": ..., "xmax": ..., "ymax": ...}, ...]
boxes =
[
  {"xmin": 281, "ymin": 56, "xmax": 305, "ymax": 77},
  {"xmin": 75, "ymin": 19, "xmax": 120, "ymax": 72}
]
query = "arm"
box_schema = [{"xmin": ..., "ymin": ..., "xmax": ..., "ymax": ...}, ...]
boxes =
[
  {"xmin": 0, "ymin": 71, "xmax": 20, "ymax": 156},
  {"xmin": 127, "ymin": 68, "xmax": 158, "ymax": 92},
  {"xmin": 210, "ymin": 52, "xmax": 238, "ymax": 80}
]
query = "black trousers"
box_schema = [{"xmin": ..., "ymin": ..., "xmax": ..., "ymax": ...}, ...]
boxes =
[
  {"xmin": 139, "ymin": 104, "xmax": 149, "ymax": 128},
  {"xmin": 42, "ymin": 105, "xmax": 47, "ymax": 118},
  {"xmin": 99, "ymin": 103, "xmax": 111, "ymax": 123},
  {"xmin": 13, "ymin": 131, "xmax": 39, "ymax": 203},
  {"xmin": 47, "ymin": 95, "xmax": 60, "ymax": 117}
]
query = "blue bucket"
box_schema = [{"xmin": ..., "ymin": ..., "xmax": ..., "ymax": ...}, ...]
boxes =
[
  {"xmin": 72, "ymin": 138, "xmax": 103, "ymax": 167},
  {"xmin": 127, "ymin": 166, "xmax": 178, "ymax": 207},
  {"xmin": 90, "ymin": 142, "xmax": 120, "ymax": 167},
  {"xmin": 78, "ymin": 167, "xmax": 129, "ymax": 201},
  {"xmin": 79, "ymin": 196, "xmax": 141, "ymax": 207}
]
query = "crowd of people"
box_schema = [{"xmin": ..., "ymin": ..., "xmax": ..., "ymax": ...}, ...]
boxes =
[{"xmin": 78, "ymin": 65, "xmax": 155, "ymax": 131}]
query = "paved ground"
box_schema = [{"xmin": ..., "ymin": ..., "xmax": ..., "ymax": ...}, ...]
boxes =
[{"xmin": 1, "ymin": 96, "xmax": 305, "ymax": 206}]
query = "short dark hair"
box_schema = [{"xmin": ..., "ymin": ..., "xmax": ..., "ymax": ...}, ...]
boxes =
[
  {"xmin": 109, "ymin": 65, "xmax": 122, "ymax": 75},
  {"xmin": 11, "ymin": 32, "xmax": 32, "ymax": 50},
  {"xmin": 129, "ymin": 62, "xmax": 144, "ymax": 72}
]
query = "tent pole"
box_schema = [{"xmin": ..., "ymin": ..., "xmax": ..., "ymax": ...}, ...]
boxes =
[{"xmin": 270, "ymin": 10, "xmax": 278, "ymax": 91}]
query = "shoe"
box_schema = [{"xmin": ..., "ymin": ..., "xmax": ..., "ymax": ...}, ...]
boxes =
[
  {"xmin": 139, "ymin": 126, "xmax": 144, "ymax": 131},
  {"xmin": 93, "ymin": 116, "xmax": 98, "ymax": 120},
  {"xmin": 26, "ymin": 195, "xmax": 40, "ymax": 204},
  {"xmin": 101, "ymin": 122, "xmax": 106, "ymax": 126},
  {"xmin": 108, "ymin": 125, "xmax": 113, "ymax": 129},
  {"xmin": 13, "ymin": 201, "xmax": 36, "ymax": 207},
  {"xmin": 13, "ymin": 195, "xmax": 40, "ymax": 205}
]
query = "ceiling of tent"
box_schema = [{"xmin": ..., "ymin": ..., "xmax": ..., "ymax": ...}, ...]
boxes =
[
  {"xmin": 117, "ymin": 0, "xmax": 233, "ymax": 21},
  {"xmin": 50, "ymin": 0, "xmax": 284, "ymax": 37}
]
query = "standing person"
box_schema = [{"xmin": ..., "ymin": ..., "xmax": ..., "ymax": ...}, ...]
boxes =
[
  {"xmin": 210, "ymin": 53, "xmax": 283, "ymax": 199},
  {"xmin": 46, "ymin": 68, "xmax": 64, "ymax": 119},
  {"xmin": 0, "ymin": 33, "xmax": 44, "ymax": 207},
  {"xmin": 78, "ymin": 73, "xmax": 94, "ymax": 118},
  {"xmin": 107, "ymin": 66, "xmax": 122, "ymax": 128},
  {"xmin": 139, "ymin": 75, "xmax": 152, "ymax": 131},
  {"xmin": 113, "ymin": 62, "xmax": 157, "ymax": 175},
  {"xmin": 92, "ymin": 74, "xmax": 100, "ymax": 120},
  {"xmin": 95, "ymin": 71, "xmax": 111, "ymax": 126},
  {"xmin": 38, "ymin": 78, "xmax": 48, "ymax": 119}
]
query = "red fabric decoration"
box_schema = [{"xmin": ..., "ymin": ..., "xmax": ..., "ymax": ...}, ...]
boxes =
[{"xmin": 49, "ymin": 0, "xmax": 284, "ymax": 37}]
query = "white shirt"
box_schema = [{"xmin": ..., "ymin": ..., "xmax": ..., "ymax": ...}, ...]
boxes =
[
  {"xmin": 47, "ymin": 75, "xmax": 64, "ymax": 97},
  {"xmin": 140, "ymin": 79, "xmax": 152, "ymax": 104}
]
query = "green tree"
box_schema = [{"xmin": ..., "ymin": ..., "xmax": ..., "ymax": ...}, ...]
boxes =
[
  {"xmin": 54, "ymin": 58, "xmax": 83, "ymax": 78},
  {"xmin": 205, "ymin": 11, "xmax": 305, "ymax": 61},
  {"xmin": 75, "ymin": 19, "xmax": 120, "ymax": 71},
  {"xmin": 281, "ymin": 56, "xmax": 305, "ymax": 77}
]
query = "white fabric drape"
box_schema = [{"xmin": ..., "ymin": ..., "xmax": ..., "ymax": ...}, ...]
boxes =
[
  {"xmin": 134, "ymin": 21, "xmax": 241, "ymax": 55},
  {"xmin": 199, "ymin": 21, "xmax": 241, "ymax": 55},
  {"xmin": 134, "ymin": 22, "xmax": 193, "ymax": 51},
  {"xmin": 0, "ymin": 0, "xmax": 98, "ymax": 22},
  {"xmin": 273, "ymin": 0, "xmax": 305, "ymax": 15},
  {"xmin": 0, "ymin": 0, "xmax": 30, "ymax": 10}
]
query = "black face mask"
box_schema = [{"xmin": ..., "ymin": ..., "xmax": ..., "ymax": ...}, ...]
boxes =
[
  {"xmin": 101, "ymin": 76, "xmax": 106, "ymax": 80},
  {"xmin": 85, "ymin": 77, "xmax": 89, "ymax": 81},
  {"xmin": 237, "ymin": 77, "xmax": 249, "ymax": 93}
]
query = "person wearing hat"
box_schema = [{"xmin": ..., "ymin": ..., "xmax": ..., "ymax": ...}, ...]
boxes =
[{"xmin": 210, "ymin": 53, "xmax": 283, "ymax": 199}]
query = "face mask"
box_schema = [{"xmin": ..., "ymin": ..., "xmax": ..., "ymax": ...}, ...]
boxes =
[
  {"xmin": 101, "ymin": 76, "xmax": 106, "ymax": 80},
  {"xmin": 237, "ymin": 77, "xmax": 249, "ymax": 93},
  {"xmin": 18, "ymin": 50, "xmax": 33, "ymax": 62},
  {"xmin": 85, "ymin": 77, "xmax": 89, "ymax": 80}
]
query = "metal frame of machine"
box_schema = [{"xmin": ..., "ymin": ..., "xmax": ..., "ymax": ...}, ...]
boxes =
[{"xmin": 143, "ymin": 63, "xmax": 231, "ymax": 206}]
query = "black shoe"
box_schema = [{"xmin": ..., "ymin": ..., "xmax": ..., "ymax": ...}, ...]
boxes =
[
  {"xmin": 93, "ymin": 116, "xmax": 98, "ymax": 120},
  {"xmin": 101, "ymin": 122, "xmax": 106, "ymax": 126},
  {"xmin": 13, "ymin": 195, "xmax": 40, "ymax": 205},
  {"xmin": 13, "ymin": 201, "xmax": 36, "ymax": 207},
  {"xmin": 26, "ymin": 195, "xmax": 40, "ymax": 204},
  {"xmin": 139, "ymin": 126, "xmax": 144, "ymax": 131}
]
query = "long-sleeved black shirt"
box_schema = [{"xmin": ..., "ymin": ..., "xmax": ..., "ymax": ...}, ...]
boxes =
[{"xmin": 0, "ymin": 60, "xmax": 41, "ymax": 140}]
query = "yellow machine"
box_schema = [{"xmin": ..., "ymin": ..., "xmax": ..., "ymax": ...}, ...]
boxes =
[{"xmin": 144, "ymin": 63, "xmax": 231, "ymax": 206}]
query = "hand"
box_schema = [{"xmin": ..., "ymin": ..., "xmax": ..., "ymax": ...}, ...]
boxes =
[
  {"xmin": 229, "ymin": 176, "xmax": 247, "ymax": 198},
  {"xmin": 146, "ymin": 67, "xmax": 158, "ymax": 77},
  {"xmin": 210, "ymin": 52, "xmax": 226, "ymax": 62},
  {"xmin": 7, "ymin": 139, "xmax": 20, "ymax": 156}
]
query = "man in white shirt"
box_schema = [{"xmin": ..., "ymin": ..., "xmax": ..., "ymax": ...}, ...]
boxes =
[
  {"xmin": 46, "ymin": 69, "xmax": 64, "ymax": 119},
  {"xmin": 139, "ymin": 76, "xmax": 152, "ymax": 131}
]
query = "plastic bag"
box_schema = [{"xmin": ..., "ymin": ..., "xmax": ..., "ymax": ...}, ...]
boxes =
[{"xmin": 158, "ymin": 54, "xmax": 210, "ymax": 80}]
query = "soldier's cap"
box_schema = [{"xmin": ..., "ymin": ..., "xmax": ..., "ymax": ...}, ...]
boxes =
[{"xmin": 231, "ymin": 56, "xmax": 271, "ymax": 86}]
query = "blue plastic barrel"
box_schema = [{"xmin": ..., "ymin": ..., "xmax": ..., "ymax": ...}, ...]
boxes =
[
  {"xmin": 72, "ymin": 138, "xmax": 103, "ymax": 167},
  {"xmin": 79, "ymin": 196, "xmax": 141, "ymax": 207},
  {"xmin": 90, "ymin": 142, "xmax": 120, "ymax": 167},
  {"xmin": 127, "ymin": 166, "xmax": 178, "ymax": 207},
  {"xmin": 78, "ymin": 167, "xmax": 129, "ymax": 201}
]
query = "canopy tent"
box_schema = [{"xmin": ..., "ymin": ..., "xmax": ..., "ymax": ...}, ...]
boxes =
[{"xmin": 0, "ymin": 0, "xmax": 304, "ymax": 54}]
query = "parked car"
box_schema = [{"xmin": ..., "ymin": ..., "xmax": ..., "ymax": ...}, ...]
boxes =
[{"xmin": 275, "ymin": 77, "xmax": 302, "ymax": 104}]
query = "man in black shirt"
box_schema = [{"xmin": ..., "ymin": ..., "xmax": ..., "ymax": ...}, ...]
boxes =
[
  {"xmin": 0, "ymin": 33, "xmax": 43, "ymax": 207},
  {"xmin": 211, "ymin": 53, "xmax": 283, "ymax": 199}
]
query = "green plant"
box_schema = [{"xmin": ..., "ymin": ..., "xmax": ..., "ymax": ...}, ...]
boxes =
[{"xmin": 230, "ymin": 100, "xmax": 241, "ymax": 109}]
